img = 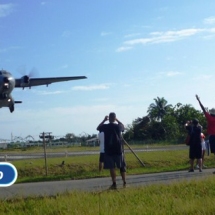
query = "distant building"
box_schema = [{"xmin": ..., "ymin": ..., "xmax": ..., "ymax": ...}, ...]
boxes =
[
  {"xmin": 0, "ymin": 143, "xmax": 7, "ymax": 149},
  {"xmin": 86, "ymin": 137, "xmax": 99, "ymax": 147}
]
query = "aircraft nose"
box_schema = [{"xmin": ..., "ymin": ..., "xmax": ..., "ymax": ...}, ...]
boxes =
[
  {"xmin": 2, "ymin": 77, "xmax": 10, "ymax": 89},
  {"xmin": 3, "ymin": 77, "xmax": 9, "ymax": 83}
]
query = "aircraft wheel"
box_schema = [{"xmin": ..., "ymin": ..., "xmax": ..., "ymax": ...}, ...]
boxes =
[{"xmin": 9, "ymin": 105, "xmax": 14, "ymax": 113}]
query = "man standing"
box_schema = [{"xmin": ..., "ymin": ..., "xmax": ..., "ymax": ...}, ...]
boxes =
[
  {"xmin": 196, "ymin": 95, "xmax": 215, "ymax": 173},
  {"xmin": 97, "ymin": 112, "xmax": 126, "ymax": 189}
]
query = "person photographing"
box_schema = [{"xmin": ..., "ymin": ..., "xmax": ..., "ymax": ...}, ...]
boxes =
[{"xmin": 97, "ymin": 112, "xmax": 126, "ymax": 189}]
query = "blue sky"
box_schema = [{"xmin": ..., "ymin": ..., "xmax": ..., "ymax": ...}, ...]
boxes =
[{"xmin": 1, "ymin": 1, "xmax": 215, "ymax": 141}]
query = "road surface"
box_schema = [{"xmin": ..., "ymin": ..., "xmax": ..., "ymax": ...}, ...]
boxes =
[{"xmin": 1, "ymin": 168, "xmax": 214, "ymax": 200}]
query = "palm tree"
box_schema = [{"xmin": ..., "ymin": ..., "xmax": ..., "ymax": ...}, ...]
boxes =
[{"xmin": 147, "ymin": 97, "xmax": 172, "ymax": 121}]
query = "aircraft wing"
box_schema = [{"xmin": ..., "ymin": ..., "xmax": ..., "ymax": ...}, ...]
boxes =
[{"xmin": 15, "ymin": 76, "xmax": 87, "ymax": 88}]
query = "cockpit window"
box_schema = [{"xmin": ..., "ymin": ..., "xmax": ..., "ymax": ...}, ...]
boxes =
[{"xmin": 0, "ymin": 70, "xmax": 11, "ymax": 75}]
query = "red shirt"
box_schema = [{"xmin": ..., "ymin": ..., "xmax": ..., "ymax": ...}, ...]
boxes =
[{"xmin": 205, "ymin": 112, "xmax": 215, "ymax": 135}]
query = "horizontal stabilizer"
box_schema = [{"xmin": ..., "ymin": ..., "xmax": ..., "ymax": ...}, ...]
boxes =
[{"xmin": 15, "ymin": 101, "xmax": 22, "ymax": 104}]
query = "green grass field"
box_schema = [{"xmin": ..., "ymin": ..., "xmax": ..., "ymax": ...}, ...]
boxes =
[
  {"xmin": 1, "ymin": 145, "xmax": 215, "ymax": 214},
  {"xmin": 1, "ymin": 177, "xmax": 215, "ymax": 215},
  {"xmin": 9, "ymin": 146, "xmax": 214, "ymax": 183}
]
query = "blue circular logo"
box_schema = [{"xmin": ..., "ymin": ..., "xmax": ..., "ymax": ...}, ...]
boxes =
[{"xmin": 0, "ymin": 162, "xmax": 18, "ymax": 187}]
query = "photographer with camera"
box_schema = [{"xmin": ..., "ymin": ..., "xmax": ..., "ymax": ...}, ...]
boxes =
[
  {"xmin": 97, "ymin": 112, "xmax": 126, "ymax": 189},
  {"xmin": 185, "ymin": 119, "xmax": 203, "ymax": 172}
]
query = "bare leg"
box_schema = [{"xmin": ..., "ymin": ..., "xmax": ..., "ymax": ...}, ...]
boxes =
[
  {"xmin": 190, "ymin": 159, "xmax": 194, "ymax": 170},
  {"xmin": 202, "ymin": 150, "xmax": 205, "ymax": 167},
  {"xmin": 110, "ymin": 169, "xmax": 116, "ymax": 183},
  {"xmin": 99, "ymin": 162, "xmax": 103, "ymax": 172},
  {"xmin": 120, "ymin": 171, "xmax": 126, "ymax": 183},
  {"xmin": 195, "ymin": 158, "xmax": 199, "ymax": 168},
  {"xmin": 198, "ymin": 158, "xmax": 203, "ymax": 171}
]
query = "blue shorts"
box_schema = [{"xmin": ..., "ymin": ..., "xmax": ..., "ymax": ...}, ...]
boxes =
[{"xmin": 103, "ymin": 153, "xmax": 126, "ymax": 172}]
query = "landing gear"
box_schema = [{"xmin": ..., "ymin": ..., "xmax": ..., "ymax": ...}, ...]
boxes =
[
  {"xmin": 1, "ymin": 93, "xmax": 8, "ymax": 99},
  {"xmin": 9, "ymin": 105, "xmax": 14, "ymax": 113}
]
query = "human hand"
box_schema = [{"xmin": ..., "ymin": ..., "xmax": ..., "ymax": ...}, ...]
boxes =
[
  {"xmin": 104, "ymin": 116, "xmax": 109, "ymax": 121},
  {"xmin": 196, "ymin": 94, "xmax": 200, "ymax": 101}
]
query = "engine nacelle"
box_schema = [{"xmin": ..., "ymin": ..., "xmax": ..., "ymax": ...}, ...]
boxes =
[{"xmin": 20, "ymin": 75, "xmax": 30, "ymax": 88}]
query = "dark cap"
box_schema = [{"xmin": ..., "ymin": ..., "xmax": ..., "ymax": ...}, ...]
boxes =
[{"xmin": 109, "ymin": 112, "xmax": 116, "ymax": 118}]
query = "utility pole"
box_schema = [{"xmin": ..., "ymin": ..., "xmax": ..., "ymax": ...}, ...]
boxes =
[{"xmin": 39, "ymin": 132, "xmax": 52, "ymax": 176}]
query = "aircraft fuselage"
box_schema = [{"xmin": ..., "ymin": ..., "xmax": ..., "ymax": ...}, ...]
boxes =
[
  {"xmin": 0, "ymin": 69, "xmax": 87, "ymax": 112},
  {"xmin": 0, "ymin": 70, "xmax": 15, "ymax": 110}
]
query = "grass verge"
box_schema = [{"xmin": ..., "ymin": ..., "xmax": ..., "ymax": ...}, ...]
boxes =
[
  {"xmin": 1, "ymin": 176, "xmax": 215, "ymax": 215},
  {"xmin": 7, "ymin": 147, "xmax": 215, "ymax": 183}
]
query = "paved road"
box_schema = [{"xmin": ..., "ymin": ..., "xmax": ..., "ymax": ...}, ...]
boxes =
[{"xmin": 1, "ymin": 168, "xmax": 214, "ymax": 200}]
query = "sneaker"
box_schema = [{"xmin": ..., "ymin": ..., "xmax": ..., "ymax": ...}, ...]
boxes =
[
  {"xmin": 196, "ymin": 165, "xmax": 199, "ymax": 169},
  {"xmin": 188, "ymin": 169, "xmax": 194, "ymax": 172},
  {"xmin": 199, "ymin": 169, "xmax": 203, "ymax": 172},
  {"xmin": 109, "ymin": 183, "xmax": 117, "ymax": 190}
]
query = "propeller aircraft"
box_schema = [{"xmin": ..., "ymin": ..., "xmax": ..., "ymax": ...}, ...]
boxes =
[{"xmin": 0, "ymin": 69, "xmax": 87, "ymax": 113}]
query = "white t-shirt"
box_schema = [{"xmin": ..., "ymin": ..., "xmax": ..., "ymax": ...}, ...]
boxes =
[{"xmin": 98, "ymin": 132, "xmax": 104, "ymax": 153}]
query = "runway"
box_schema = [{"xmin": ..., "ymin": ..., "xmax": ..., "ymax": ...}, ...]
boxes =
[{"xmin": 1, "ymin": 168, "xmax": 214, "ymax": 200}]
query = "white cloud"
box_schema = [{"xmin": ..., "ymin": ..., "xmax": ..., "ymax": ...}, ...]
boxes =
[
  {"xmin": 0, "ymin": 46, "xmax": 21, "ymax": 53},
  {"xmin": 165, "ymin": 71, "xmax": 183, "ymax": 77},
  {"xmin": 124, "ymin": 33, "xmax": 141, "ymax": 38},
  {"xmin": 117, "ymin": 27, "xmax": 215, "ymax": 52},
  {"xmin": 100, "ymin": 31, "xmax": 112, "ymax": 36},
  {"xmin": 204, "ymin": 16, "xmax": 215, "ymax": 25},
  {"xmin": 194, "ymin": 74, "xmax": 213, "ymax": 80},
  {"xmin": 125, "ymin": 28, "xmax": 203, "ymax": 46},
  {"xmin": 36, "ymin": 90, "xmax": 66, "ymax": 95},
  {"xmin": 72, "ymin": 84, "xmax": 110, "ymax": 91},
  {"xmin": 116, "ymin": 46, "xmax": 133, "ymax": 52},
  {"xmin": 0, "ymin": 3, "xmax": 15, "ymax": 18},
  {"xmin": 149, "ymin": 71, "xmax": 183, "ymax": 81}
]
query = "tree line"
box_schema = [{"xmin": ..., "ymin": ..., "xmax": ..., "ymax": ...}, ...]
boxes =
[
  {"xmin": 123, "ymin": 97, "xmax": 207, "ymax": 144},
  {"xmin": 26, "ymin": 96, "xmax": 206, "ymax": 145}
]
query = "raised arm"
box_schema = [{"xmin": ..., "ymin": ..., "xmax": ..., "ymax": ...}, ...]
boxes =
[
  {"xmin": 97, "ymin": 116, "xmax": 108, "ymax": 130},
  {"xmin": 196, "ymin": 94, "xmax": 206, "ymax": 114}
]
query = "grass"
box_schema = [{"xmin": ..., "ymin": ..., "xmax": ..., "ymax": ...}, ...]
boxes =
[
  {"xmin": 8, "ymin": 146, "xmax": 215, "ymax": 183},
  {"xmin": 1, "ymin": 145, "xmax": 215, "ymax": 214},
  {"xmin": 1, "ymin": 177, "xmax": 215, "ymax": 215}
]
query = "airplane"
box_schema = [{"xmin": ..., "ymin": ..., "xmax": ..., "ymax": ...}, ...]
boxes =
[{"xmin": 0, "ymin": 69, "xmax": 87, "ymax": 113}]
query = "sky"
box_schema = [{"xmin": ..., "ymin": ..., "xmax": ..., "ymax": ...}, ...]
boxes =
[{"xmin": 1, "ymin": 0, "xmax": 215, "ymax": 141}]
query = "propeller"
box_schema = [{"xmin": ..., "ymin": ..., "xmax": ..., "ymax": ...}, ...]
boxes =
[
  {"xmin": 17, "ymin": 65, "xmax": 40, "ymax": 88},
  {"xmin": 17, "ymin": 65, "xmax": 39, "ymax": 79}
]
